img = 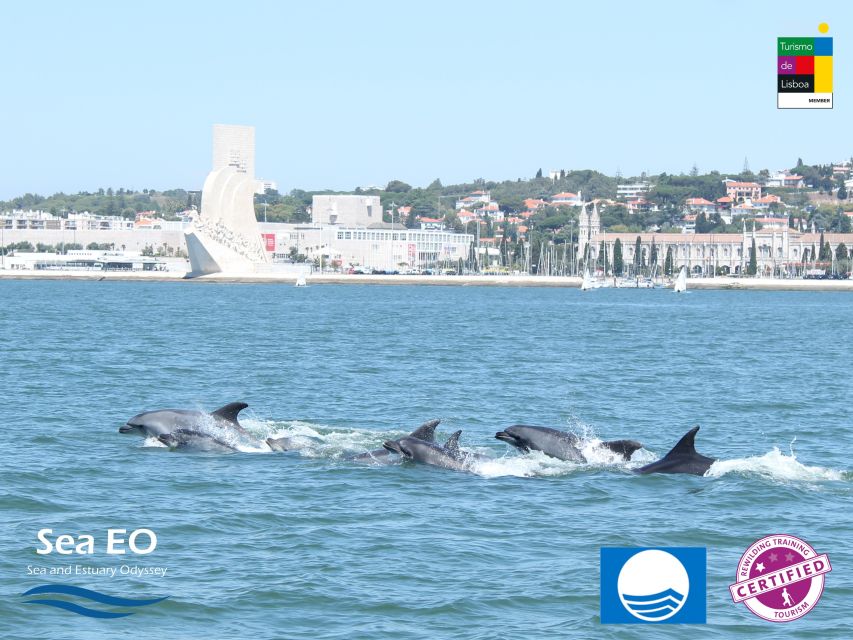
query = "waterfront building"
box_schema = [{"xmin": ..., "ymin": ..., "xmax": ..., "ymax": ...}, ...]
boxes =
[
  {"xmin": 0, "ymin": 209, "xmax": 187, "ymax": 253},
  {"xmin": 257, "ymin": 222, "xmax": 473, "ymax": 272}
]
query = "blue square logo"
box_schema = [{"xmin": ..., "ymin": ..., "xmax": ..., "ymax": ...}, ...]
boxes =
[{"xmin": 600, "ymin": 547, "xmax": 706, "ymax": 624}]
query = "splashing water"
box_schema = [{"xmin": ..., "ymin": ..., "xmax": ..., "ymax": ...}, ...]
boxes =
[{"xmin": 706, "ymin": 447, "xmax": 845, "ymax": 482}]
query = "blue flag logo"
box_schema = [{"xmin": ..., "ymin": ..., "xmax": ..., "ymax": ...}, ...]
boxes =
[{"xmin": 600, "ymin": 547, "xmax": 706, "ymax": 624}]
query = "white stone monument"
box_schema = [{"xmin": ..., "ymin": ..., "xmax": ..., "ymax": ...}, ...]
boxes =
[{"xmin": 184, "ymin": 124, "xmax": 270, "ymax": 275}]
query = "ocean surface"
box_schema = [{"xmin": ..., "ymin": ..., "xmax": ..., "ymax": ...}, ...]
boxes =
[{"xmin": 1, "ymin": 280, "xmax": 851, "ymax": 639}]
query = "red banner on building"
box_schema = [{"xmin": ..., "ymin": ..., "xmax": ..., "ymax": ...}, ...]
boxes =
[{"xmin": 262, "ymin": 233, "xmax": 276, "ymax": 252}]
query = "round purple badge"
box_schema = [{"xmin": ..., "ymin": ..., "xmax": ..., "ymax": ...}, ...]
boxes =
[{"xmin": 729, "ymin": 534, "xmax": 831, "ymax": 622}]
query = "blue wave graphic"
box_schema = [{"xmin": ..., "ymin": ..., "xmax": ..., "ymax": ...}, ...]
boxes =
[
  {"xmin": 21, "ymin": 584, "xmax": 168, "ymax": 618},
  {"xmin": 622, "ymin": 589, "xmax": 685, "ymax": 619},
  {"xmin": 23, "ymin": 599, "xmax": 135, "ymax": 619}
]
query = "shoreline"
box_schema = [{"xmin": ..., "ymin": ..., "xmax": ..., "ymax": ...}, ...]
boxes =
[{"xmin": 2, "ymin": 270, "xmax": 853, "ymax": 290}]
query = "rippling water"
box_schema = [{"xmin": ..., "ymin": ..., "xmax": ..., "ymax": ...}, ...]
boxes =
[{"xmin": 1, "ymin": 281, "xmax": 851, "ymax": 638}]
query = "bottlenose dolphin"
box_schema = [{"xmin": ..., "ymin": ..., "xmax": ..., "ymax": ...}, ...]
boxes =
[
  {"xmin": 495, "ymin": 425, "xmax": 642, "ymax": 462},
  {"xmin": 120, "ymin": 402, "xmax": 251, "ymax": 439},
  {"xmin": 634, "ymin": 426, "xmax": 716, "ymax": 476},
  {"xmin": 265, "ymin": 436, "xmax": 299, "ymax": 452},
  {"xmin": 382, "ymin": 430, "xmax": 473, "ymax": 472},
  {"xmin": 346, "ymin": 419, "xmax": 441, "ymax": 462},
  {"xmin": 158, "ymin": 429, "xmax": 237, "ymax": 453}
]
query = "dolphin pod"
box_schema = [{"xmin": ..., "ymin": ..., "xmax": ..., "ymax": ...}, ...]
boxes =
[{"xmin": 120, "ymin": 403, "xmax": 719, "ymax": 476}]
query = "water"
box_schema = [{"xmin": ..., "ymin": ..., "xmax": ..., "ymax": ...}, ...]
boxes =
[{"xmin": 1, "ymin": 280, "xmax": 851, "ymax": 638}]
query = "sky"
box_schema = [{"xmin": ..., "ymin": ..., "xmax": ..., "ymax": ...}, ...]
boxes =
[{"xmin": 1, "ymin": 1, "xmax": 850, "ymax": 199}]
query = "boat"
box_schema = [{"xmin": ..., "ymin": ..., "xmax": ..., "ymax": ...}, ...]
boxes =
[
  {"xmin": 581, "ymin": 269, "xmax": 594, "ymax": 291},
  {"xmin": 295, "ymin": 275, "xmax": 307, "ymax": 287},
  {"xmin": 673, "ymin": 266, "xmax": 687, "ymax": 293}
]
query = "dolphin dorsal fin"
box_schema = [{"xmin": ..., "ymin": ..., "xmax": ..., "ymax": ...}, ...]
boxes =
[
  {"xmin": 212, "ymin": 402, "xmax": 249, "ymax": 424},
  {"xmin": 409, "ymin": 419, "xmax": 440, "ymax": 442},
  {"xmin": 664, "ymin": 426, "xmax": 700, "ymax": 458},
  {"xmin": 443, "ymin": 430, "xmax": 462, "ymax": 457}
]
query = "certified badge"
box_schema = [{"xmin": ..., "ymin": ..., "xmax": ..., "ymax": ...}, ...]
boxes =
[{"xmin": 729, "ymin": 534, "xmax": 831, "ymax": 622}]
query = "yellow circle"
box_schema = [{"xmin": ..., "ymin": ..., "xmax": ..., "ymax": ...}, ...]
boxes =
[{"xmin": 819, "ymin": 23, "xmax": 829, "ymax": 34}]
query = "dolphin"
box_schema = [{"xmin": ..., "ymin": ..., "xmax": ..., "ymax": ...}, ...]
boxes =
[
  {"xmin": 265, "ymin": 436, "xmax": 299, "ymax": 452},
  {"xmin": 382, "ymin": 430, "xmax": 472, "ymax": 472},
  {"xmin": 120, "ymin": 402, "xmax": 251, "ymax": 439},
  {"xmin": 495, "ymin": 425, "xmax": 642, "ymax": 462},
  {"xmin": 158, "ymin": 429, "xmax": 237, "ymax": 453},
  {"xmin": 346, "ymin": 419, "xmax": 441, "ymax": 462},
  {"xmin": 634, "ymin": 426, "xmax": 716, "ymax": 476}
]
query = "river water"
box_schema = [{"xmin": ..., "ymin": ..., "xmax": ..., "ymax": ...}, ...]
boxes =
[{"xmin": 1, "ymin": 280, "xmax": 851, "ymax": 638}]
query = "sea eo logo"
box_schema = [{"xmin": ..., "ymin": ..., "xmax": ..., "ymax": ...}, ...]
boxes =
[
  {"xmin": 730, "ymin": 534, "xmax": 831, "ymax": 622},
  {"xmin": 777, "ymin": 23, "xmax": 833, "ymax": 109},
  {"xmin": 21, "ymin": 584, "xmax": 168, "ymax": 618},
  {"xmin": 600, "ymin": 547, "xmax": 706, "ymax": 624}
]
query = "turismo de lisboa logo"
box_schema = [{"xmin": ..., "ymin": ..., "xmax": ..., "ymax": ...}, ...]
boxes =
[
  {"xmin": 730, "ymin": 534, "xmax": 831, "ymax": 622},
  {"xmin": 600, "ymin": 547, "xmax": 706, "ymax": 624}
]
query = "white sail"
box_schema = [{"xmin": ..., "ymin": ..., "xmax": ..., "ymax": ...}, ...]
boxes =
[
  {"xmin": 581, "ymin": 269, "xmax": 594, "ymax": 291},
  {"xmin": 674, "ymin": 266, "xmax": 687, "ymax": 293}
]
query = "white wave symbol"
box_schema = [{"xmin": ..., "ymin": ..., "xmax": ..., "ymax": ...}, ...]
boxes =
[
  {"xmin": 621, "ymin": 589, "xmax": 685, "ymax": 619},
  {"xmin": 706, "ymin": 447, "xmax": 844, "ymax": 482}
]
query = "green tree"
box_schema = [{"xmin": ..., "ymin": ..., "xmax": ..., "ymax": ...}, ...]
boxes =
[
  {"xmin": 818, "ymin": 231, "xmax": 829, "ymax": 260},
  {"xmin": 633, "ymin": 235, "xmax": 642, "ymax": 273},
  {"xmin": 385, "ymin": 180, "xmax": 411, "ymax": 193},
  {"xmin": 835, "ymin": 242, "xmax": 848, "ymax": 261},
  {"xmin": 535, "ymin": 168, "xmax": 543, "ymax": 179},
  {"xmin": 613, "ymin": 238, "xmax": 624, "ymax": 275},
  {"xmin": 838, "ymin": 183, "xmax": 848, "ymax": 200},
  {"xmin": 664, "ymin": 246, "xmax": 673, "ymax": 276},
  {"xmin": 748, "ymin": 238, "xmax": 757, "ymax": 275}
]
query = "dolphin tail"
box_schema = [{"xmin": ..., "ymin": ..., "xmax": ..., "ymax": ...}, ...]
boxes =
[
  {"xmin": 443, "ymin": 430, "xmax": 462, "ymax": 457},
  {"xmin": 409, "ymin": 419, "xmax": 440, "ymax": 442},
  {"xmin": 212, "ymin": 402, "xmax": 249, "ymax": 424},
  {"xmin": 601, "ymin": 439, "xmax": 643, "ymax": 460}
]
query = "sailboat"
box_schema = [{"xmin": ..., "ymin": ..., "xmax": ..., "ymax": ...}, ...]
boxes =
[
  {"xmin": 581, "ymin": 269, "xmax": 594, "ymax": 291},
  {"xmin": 673, "ymin": 266, "xmax": 687, "ymax": 293},
  {"xmin": 295, "ymin": 273, "xmax": 307, "ymax": 287}
]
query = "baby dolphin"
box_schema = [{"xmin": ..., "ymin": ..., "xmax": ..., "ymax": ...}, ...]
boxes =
[
  {"xmin": 158, "ymin": 429, "xmax": 237, "ymax": 453},
  {"xmin": 495, "ymin": 425, "xmax": 642, "ymax": 462},
  {"xmin": 634, "ymin": 426, "xmax": 716, "ymax": 476},
  {"xmin": 120, "ymin": 402, "xmax": 251, "ymax": 439},
  {"xmin": 383, "ymin": 430, "xmax": 472, "ymax": 472}
]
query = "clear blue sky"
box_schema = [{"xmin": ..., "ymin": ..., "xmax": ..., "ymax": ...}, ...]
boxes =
[{"xmin": 1, "ymin": 1, "xmax": 849, "ymax": 199}]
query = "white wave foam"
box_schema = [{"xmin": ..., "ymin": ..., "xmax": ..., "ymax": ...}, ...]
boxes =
[{"xmin": 706, "ymin": 447, "xmax": 844, "ymax": 482}]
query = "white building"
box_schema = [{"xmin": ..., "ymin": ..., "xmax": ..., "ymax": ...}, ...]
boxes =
[
  {"xmin": 258, "ymin": 222, "xmax": 473, "ymax": 272},
  {"xmin": 255, "ymin": 179, "xmax": 278, "ymax": 195},
  {"xmin": 617, "ymin": 182, "xmax": 652, "ymax": 199},
  {"xmin": 311, "ymin": 195, "xmax": 382, "ymax": 226},
  {"xmin": 0, "ymin": 209, "xmax": 187, "ymax": 253}
]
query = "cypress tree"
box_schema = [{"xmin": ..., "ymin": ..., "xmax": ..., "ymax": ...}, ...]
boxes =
[
  {"xmin": 634, "ymin": 236, "xmax": 642, "ymax": 273},
  {"xmin": 664, "ymin": 246, "xmax": 674, "ymax": 276},
  {"xmin": 818, "ymin": 231, "xmax": 828, "ymax": 260},
  {"xmin": 748, "ymin": 238, "xmax": 757, "ymax": 275},
  {"xmin": 613, "ymin": 238, "xmax": 624, "ymax": 275}
]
